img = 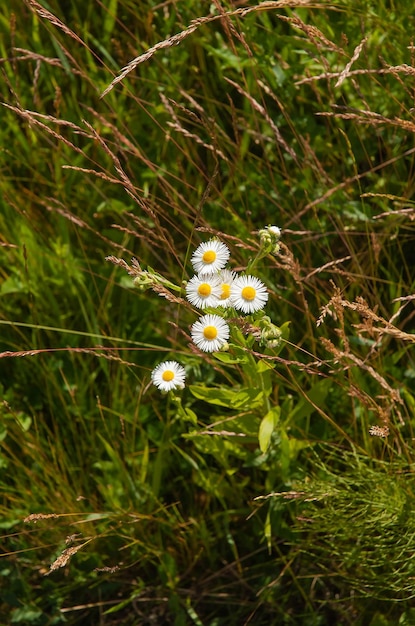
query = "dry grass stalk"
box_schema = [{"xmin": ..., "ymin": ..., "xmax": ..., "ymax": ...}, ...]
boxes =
[
  {"xmin": 303, "ymin": 144, "xmax": 415, "ymax": 211},
  {"xmin": 16, "ymin": 193, "xmax": 127, "ymax": 251},
  {"xmin": 277, "ymin": 13, "xmax": 347, "ymax": 57},
  {"xmin": 198, "ymin": 430, "xmax": 247, "ymax": 437},
  {"xmin": 12, "ymin": 47, "xmax": 75, "ymax": 71},
  {"xmin": 106, "ymin": 255, "xmax": 139, "ymax": 276},
  {"xmin": 348, "ymin": 352, "xmax": 402, "ymax": 405},
  {"xmin": 81, "ymin": 120, "xmax": 155, "ymax": 219},
  {"xmin": 2, "ymin": 104, "xmax": 91, "ymax": 155},
  {"xmin": 305, "ymin": 255, "xmax": 352, "ymax": 280},
  {"xmin": 102, "ymin": 0, "xmax": 330, "ymax": 97},
  {"xmin": 273, "ymin": 243, "xmax": 303, "ymax": 283},
  {"xmin": 94, "ymin": 565, "xmax": 120, "ymax": 573},
  {"xmin": 393, "ymin": 294, "xmax": 415, "ymax": 302},
  {"xmin": 106, "ymin": 256, "xmax": 186, "ymax": 305},
  {"xmin": 372, "ymin": 207, "xmax": 415, "ymax": 221},
  {"xmin": 296, "ymin": 67, "xmax": 398, "ymax": 85},
  {"xmin": 160, "ymin": 93, "xmax": 229, "ymax": 162},
  {"xmin": 319, "ymin": 108, "xmax": 415, "ymax": 133},
  {"xmin": 344, "ymin": 296, "xmax": 415, "ymax": 345},
  {"xmin": 317, "ymin": 288, "xmax": 407, "ymax": 423},
  {"xmin": 23, "ymin": 0, "xmax": 85, "ymax": 47},
  {"xmin": 388, "ymin": 63, "xmax": 415, "ymax": 76},
  {"xmin": 224, "ymin": 78, "xmax": 298, "ymax": 161},
  {"xmin": 24, "ymin": 513, "xmax": 59, "ymax": 523},
  {"xmin": 46, "ymin": 543, "xmax": 86, "ymax": 575},
  {"xmin": 334, "ymin": 37, "xmax": 368, "ymax": 87},
  {"xmin": 152, "ymin": 282, "xmax": 185, "ymax": 304},
  {"xmin": 254, "ymin": 491, "xmax": 323, "ymax": 501},
  {"xmin": 369, "ymin": 425, "xmax": 390, "ymax": 438},
  {"xmin": 61, "ymin": 165, "xmax": 126, "ymax": 186},
  {"xmin": 78, "ymin": 107, "xmax": 201, "ymax": 237},
  {"xmin": 111, "ymin": 220, "xmax": 175, "ymax": 255},
  {"xmin": 65, "ymin": 533, "xmax": 82, "ymax": 545},
  {"xmin": 250, "ymin": 350, "xmax": 325, "ymax": 376},
  {"xmin": 296, "ymin": 63, "xmax": 415, "ymax": 87},
  {"xmin": 1, "ymin": 350, "xmax": 40, "ymax": 359},
  {"xmin": 1, "ymin": 347, "xmax": 139, "ymax": 368},
  {"xmin": 318, "ymin": 285, "xmax": 350, "ymax": 352}
]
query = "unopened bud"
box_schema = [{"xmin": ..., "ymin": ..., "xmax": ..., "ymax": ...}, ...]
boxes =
[
  {"xmin": 258, "ymin": 225, "xmax": 282, "ymax": 256},
  {"xmin": 133, "ymin": 273, "xmax": 155, "ymax": 291},
  {"xmin": 267, "ymin": 226, "xmax": 281, "ymax": 238},
  {"xmin": 258, "ymin": 315, "xmax": 282, "ymax": 349}
]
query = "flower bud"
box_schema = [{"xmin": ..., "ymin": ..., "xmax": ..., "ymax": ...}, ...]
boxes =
[
  {"xmin": 258, "ymin": 225, "xmax": 282, "ymax": 256},
  {"xmin": 258, "ymin": 315, "xmax": 282, "ymax": 349},
  {"xmin": 133, "ymin": 273, "xmax": 154, "ymax": 291}
]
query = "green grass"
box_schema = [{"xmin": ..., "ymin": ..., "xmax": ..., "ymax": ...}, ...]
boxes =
[{"xmin": 1, "ymin": 0, "xmax": 415, "ymax": 624}]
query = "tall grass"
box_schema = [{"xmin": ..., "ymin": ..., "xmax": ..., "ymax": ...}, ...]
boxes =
[{"xmin": 1, "ymin": 0, "xmax": 415, "ymax": 624}]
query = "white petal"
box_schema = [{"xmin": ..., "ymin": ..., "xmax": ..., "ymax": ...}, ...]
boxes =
[
  {"xmin": 191, "ymin": 239, "xmax": 230, "ymax": 276},
  {"xmin": 191, "ymin": 314, "xmax": 230, "ymax": 352},
  {"xmin": 230, "ymin": 275, "xmax": 268, "ymax": 314},
  {"xmin": 151, "ymin": 361, "xmax": 186, "ymax": 391}
]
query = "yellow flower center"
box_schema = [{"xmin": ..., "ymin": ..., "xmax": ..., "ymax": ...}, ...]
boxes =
[
  {"xmin": 162, "ymin": 370, "xmax": 175, "ymax": 382},
  {"xmin": 241, "ymin": 286, "xmax": 256, "ymax": 301},
  {"xmin": 198, "ymin": 283, "xmax": 212, "ymax": 297},
  {"xmin": 202, "ymin": 250, "xmax": 217, "ymax": 264},
  {"xmin": 220, "ymin": 284, "xmax": 231, "ymax": 300},
  {"xmin": 203, "ymin": 325, "xmax": 218, "ymax": 340}
]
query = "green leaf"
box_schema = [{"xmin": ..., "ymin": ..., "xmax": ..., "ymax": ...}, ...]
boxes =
[
  {"xmin": 264, "ymin": 509, "xmax": 272, "ymax": 553},
  {"xmin": 184, "ymin": 408, "xmax": 198, "ymax": 425},
  {"xmin": 399, "ymin": 609, "xmax": 415, "ymax": 625},
  {"xmin": 189, "ymin": 385, "xmax": 264, "ymax": 409},
  {"xmin": 280, "ymin": 321, "xmax": 291, "ymax": 339},
  {"xmin": 213, "ymin": 352, "xmax": 247, "ymax": 364},
  {"xmin": 401, "ymin": 388, "xmax": 415, "ymax": 415},
  {"xmin": 368, "ymin": 613, "xmax": 393, "ymax": 626},
  {"xmin": 103, "ymin": 0, "xmax": 118, "ymax": 41},
  {"xmin": 289, "ymin": 379, "xmax": 331, "ymax": 421},
  {"xmin": 258, "ymin": 406, "xmax": 280, "ymax": 453},
  {"xmin": 11, "ymin": 607, "xmax": 42, "ymax": 623},
  {"xmin": 256, "ymin": 359, "xmax": 275, "ymax": 374},
  {"xmin": 104, "ymin": 587, "xmax": 144, "ymax": 615}
]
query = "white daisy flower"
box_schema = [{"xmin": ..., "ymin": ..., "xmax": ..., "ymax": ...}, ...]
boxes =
[
  {"xmin": 191, "ymin": 314, "xmax": 230, "ymax": 353},
  {"xmin": 217, "ymin": 269, "xmax": 237, "ymax": 307},
  {"xmin": 230, "ymin": 275, "xmax": 268, "ymax": 314},
  {"xmin": 151, "ymin": 361, "xmax": 186, "ymax": 392},
  {"xmin": 191, "ymin": 239, "xmax": 230, "ymax": 276},
  {"xmin": 186, "ymin": 274, "xmax": 222, "ymax": 309}
]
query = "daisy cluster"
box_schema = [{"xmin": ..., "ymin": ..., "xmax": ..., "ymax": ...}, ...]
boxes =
[
  {"xmin": 186, "ymin": 240, "xmax": 268, "ymax": 315},
  {"xmin": 151, "ymin": 228, "xmax": 280, "ymax": 392},
  {"xmin": 187, "ymin": 238, "xmax": 269, "ymax": 356}
]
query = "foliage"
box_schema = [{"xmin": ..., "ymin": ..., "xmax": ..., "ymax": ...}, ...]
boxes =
[{"xmin": 1, "ymin": 0, "xmax": 415, "ymax": 624}]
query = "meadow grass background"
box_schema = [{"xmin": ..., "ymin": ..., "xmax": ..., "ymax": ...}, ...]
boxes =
[{"xmin": 1, "ymin": 0, "xmax": 415, "ymax": 624}]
